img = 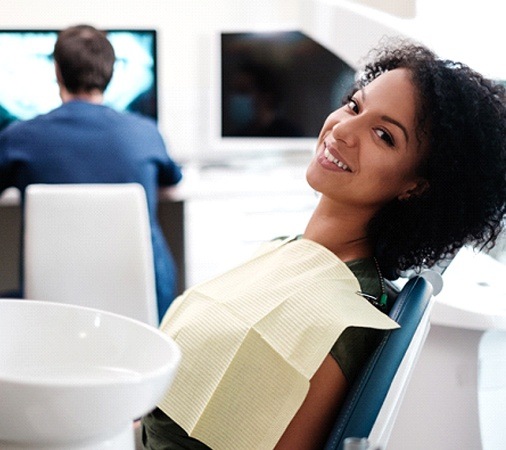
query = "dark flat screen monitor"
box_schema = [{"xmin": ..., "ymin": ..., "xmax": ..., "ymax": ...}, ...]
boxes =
[
  {"xmin": 213, "ymin": 30, "xmax": 356, "ymax": 153},
  {"xmin": 0, "ymin": 29, "xmax": 157, "ymax": 131}
]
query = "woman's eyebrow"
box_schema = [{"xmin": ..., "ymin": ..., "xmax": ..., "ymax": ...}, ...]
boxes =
[
  {"xmin": 381, "ymin": 115, "xmax": 409, "ymax": 143},
  {"xmin": 360, "ymin": 87, "xmax": 410, "ymax": 143}
]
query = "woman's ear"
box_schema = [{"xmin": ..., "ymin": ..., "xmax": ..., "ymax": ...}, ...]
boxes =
[{"xmin": 398, "ymin": 178, "xmax": 429, "ymax": 201}]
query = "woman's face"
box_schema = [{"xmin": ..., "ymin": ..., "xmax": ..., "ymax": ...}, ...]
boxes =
[{"xmin": 306, "ymin": 68, "xmax": 427, "ymax": 212}]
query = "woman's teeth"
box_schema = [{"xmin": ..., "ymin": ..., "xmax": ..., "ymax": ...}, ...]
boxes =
[{"xmin": 324, "ymin": 148, "xmax": 349, "ymax": 171}]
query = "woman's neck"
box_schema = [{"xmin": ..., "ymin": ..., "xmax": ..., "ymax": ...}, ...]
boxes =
[{"xmin": 303, "ymin": 197, "xmax": 374, "ymax": 262}]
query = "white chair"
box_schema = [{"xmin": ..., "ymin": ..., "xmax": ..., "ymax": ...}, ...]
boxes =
[{"xmin": 23, "ymin": 183, "xmax": 158, "ymax": 327}]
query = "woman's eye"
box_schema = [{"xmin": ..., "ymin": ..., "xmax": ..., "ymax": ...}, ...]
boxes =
[
  {"xmin": 375, "ymin": 129, "xmax": 395, "ymax": 147},
  {"xmin": 347, "ymin": 98, "xmax": 359, "ymax": 113}
]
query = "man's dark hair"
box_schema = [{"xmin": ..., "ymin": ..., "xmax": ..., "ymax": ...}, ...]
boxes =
[{"xmin": 53, "ymin": 24, "xmax": 115, "ymax": 94}]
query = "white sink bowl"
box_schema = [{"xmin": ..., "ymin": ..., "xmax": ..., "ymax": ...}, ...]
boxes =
[{"xmin": 0, "ymin": 299, "xmax": 181, "ymax": 449}]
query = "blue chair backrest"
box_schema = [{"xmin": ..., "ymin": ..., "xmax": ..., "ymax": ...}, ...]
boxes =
[{"xmin": 324, "ymin": 275, "xmax": 435, "ymax": 450}]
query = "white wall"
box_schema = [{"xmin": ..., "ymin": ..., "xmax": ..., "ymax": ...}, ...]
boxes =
[
  {"xmin": 413, "ymin": 0, "xmax": 504, "ymax": 81},
  {"xmin": 0, "ymin": 0, "xmax": 301, "ymax": 162},
  {"xmin": 301, "ymin": 0, "xmax": 505, "ymax": 81}
]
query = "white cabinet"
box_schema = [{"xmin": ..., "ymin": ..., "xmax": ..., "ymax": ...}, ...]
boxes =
[{"xmin": 181, "ymin": 163, "xmax": 318, "ymax": 286}]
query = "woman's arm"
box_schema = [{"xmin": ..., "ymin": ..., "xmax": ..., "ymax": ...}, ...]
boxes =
[{"xmin": 274, "ymin": 354, "xmax": 349, "ymax": 450}]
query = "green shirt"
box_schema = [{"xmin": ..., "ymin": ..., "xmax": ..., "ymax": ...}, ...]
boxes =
[{"xmin": 331, "ymin": 257, "xmax": 386, "ymax": 382}]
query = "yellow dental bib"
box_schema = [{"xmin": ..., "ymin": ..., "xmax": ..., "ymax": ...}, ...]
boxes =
[{"xmin": 157, "ymin": 238, "xmax": 399, "ymax": 450}]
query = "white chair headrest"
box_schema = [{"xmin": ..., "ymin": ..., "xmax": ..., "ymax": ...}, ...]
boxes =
[{"xmin": 419, "ymin": 270, "xmax": 444, "ymax": 296}]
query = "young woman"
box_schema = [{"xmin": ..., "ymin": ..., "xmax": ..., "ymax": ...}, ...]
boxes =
[{"xmin": 141, "ymin": 40, "xmax": 506, "ymax": 450}]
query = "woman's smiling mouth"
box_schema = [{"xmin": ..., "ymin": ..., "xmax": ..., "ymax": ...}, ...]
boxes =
[{"xmin": 323, "ymin": 143, "xmax": 351, "ymax": 172}]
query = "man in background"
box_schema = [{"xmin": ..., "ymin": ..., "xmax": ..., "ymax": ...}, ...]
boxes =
[{"xmin": 0, "ymin": 24, "xmax": 183, "ymax": 321}]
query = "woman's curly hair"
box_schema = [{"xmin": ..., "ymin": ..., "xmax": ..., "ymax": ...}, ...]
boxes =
[{"xmin": 358, "ymin": 39, "xmax": 506, "ymax": 278}]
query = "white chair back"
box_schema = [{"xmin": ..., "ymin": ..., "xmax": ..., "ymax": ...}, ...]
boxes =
[{"xmin": 23, "ymin": 183, "xmax": 158, "ymax": 327}]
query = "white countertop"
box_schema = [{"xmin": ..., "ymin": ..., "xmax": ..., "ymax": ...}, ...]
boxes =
[
  {"xmin": 432, "ymin": 246, "xmax": 506, "ymax": 331},
  {"xmin": 174, "ymin": 157, "xmax": 314, "ymax": 200}
]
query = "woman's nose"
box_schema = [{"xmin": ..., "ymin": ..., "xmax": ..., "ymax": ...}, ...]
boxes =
[{"xmin": 331, "ymin": 116, "xmax": 359, "ymax": 147}]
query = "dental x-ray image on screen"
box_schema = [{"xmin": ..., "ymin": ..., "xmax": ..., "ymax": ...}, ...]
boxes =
[{"xmin": 0, "ymin": 29, "xmax": 157, "ymax": 131}]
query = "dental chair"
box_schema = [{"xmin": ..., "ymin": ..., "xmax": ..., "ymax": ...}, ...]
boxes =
[{"xmin": 324, "ymin": 272, "xmax": 441, "ymax": 450}]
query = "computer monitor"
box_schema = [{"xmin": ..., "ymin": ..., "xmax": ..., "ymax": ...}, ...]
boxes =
[
  {"xmin": 0, "ymin": 29, "xmax": 158, "ymax": 131},
  {"xmin": 211, "ymin": 29, "xmax": 356, "ymax": 154}
]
